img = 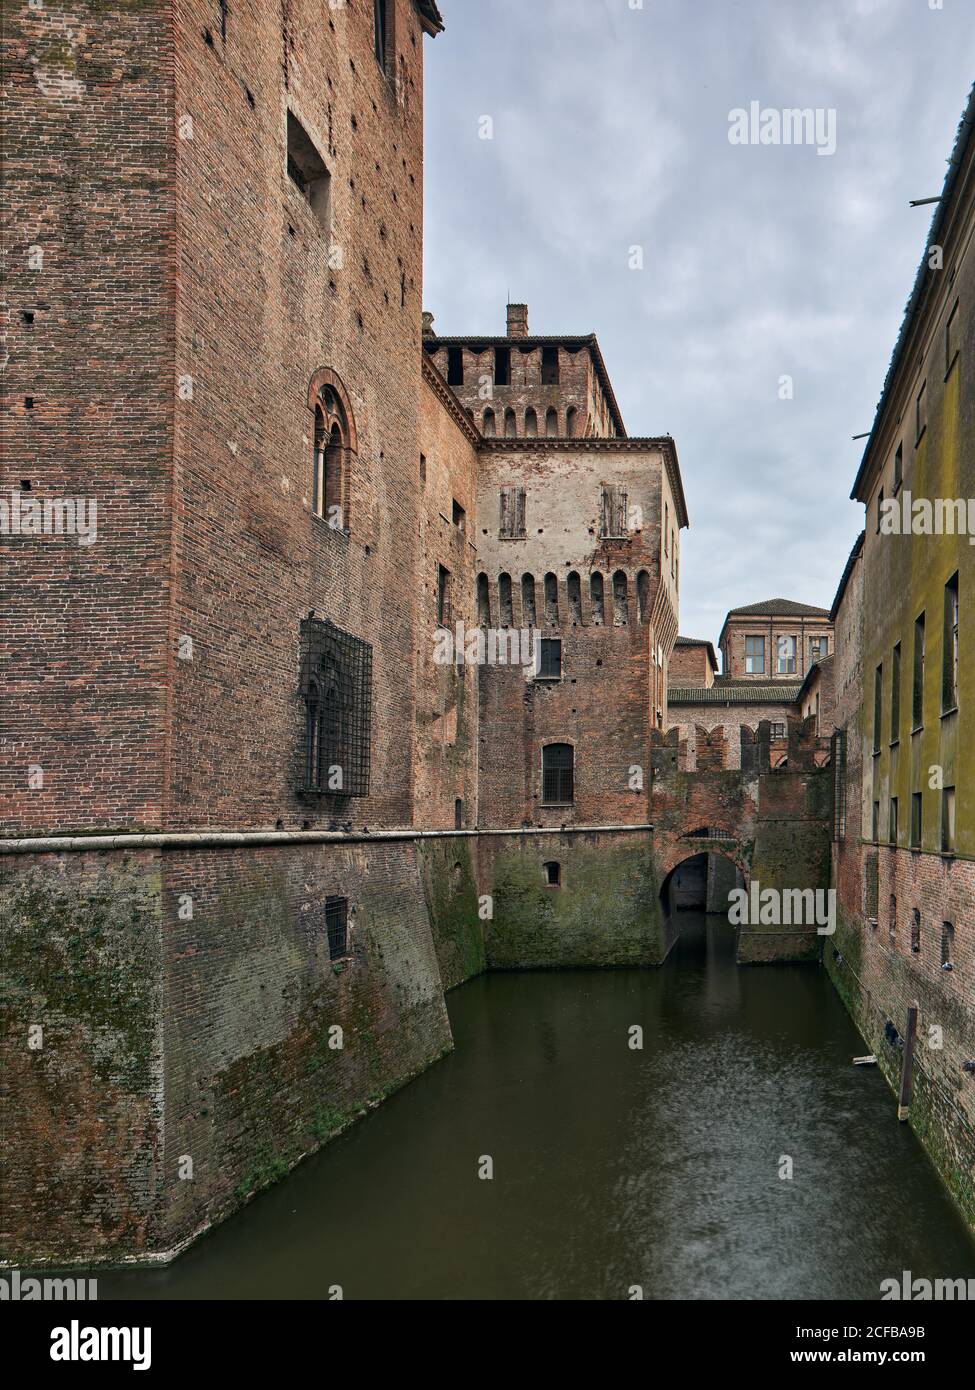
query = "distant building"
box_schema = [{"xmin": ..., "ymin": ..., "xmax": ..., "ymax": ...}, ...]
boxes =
[{"xmin": 718, "ymin": 598, "xmax": 833, "ymax": 682}]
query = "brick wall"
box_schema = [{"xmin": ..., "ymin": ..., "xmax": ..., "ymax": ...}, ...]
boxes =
[
  {"xmin": 414, "ymin": 365, "xmax": 480, "ymax": 827},
  {"xmin": 168, "ymin": 0, "xmax": 430, "ymax": 832},
  {"xmin": 2, "ymin": 1, "xmax": 175, "ymax": 835}
]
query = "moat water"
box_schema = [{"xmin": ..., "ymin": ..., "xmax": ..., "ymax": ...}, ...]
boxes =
[{"xmin": 100, "ymin": 913, "xmax": 975, "ymax": 1300}]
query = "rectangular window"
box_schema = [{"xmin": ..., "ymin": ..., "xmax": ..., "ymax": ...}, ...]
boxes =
[
  {"xmin": 325, "ymin": 896, "xmax": 349, "ymax": 960},
  {"xmin": 910, "ymin": 791, "xmax": 922, "ymax": 848},
  {"xmin": 810, "ymin": 636, "xmax": 828, "ymax": 663},
  {"xmin": 776, "ymin": 635, "xmax": 797, "ymax": 675},
  {"xmin": 941, "ymin": 921, "xmax": 955, "ymax": 969},
  {"xmin": 538, "ymin": 638, "xmax": 562, "ymax": 679},
  {"xmin": 437, "ymin": 565, "xmax": 451, "ymax": 627},
  {"xmin": 873, "ymin": 663, "xmax": 883, "ymax": 753},
  {"xmin": 446, "ymin": 345, "xmax": 464, "ymax": 386},
  {"xmin": 499, "ymin": 485, "xmax": 526, "ymax": 539},
  {"xmin": 300, "ymin": 617, "xmax": 373, "ymax": 797},
  {"xmin": 890, "ymin": 642, "xmax": 901, "ymax": 742},
  {"xmin": 770, "ymin": 722, "xmax": 786, "ymax": 738},
  {"xmin": 419, "ymin": 452, "xmax": 426, "ymax": 485},
  {"xmin": 493, "ymin": 345, "xmax": 510, "ymax": 386},
  {"xmin": 452, "ymin": 499, "xmax": 466, "ymax": 532},
  {"xmin": 941, "ymin": 786, "xmax": 955, "ymax": 853},
  {"xmin": 889, "ymin": 796, "xmax": 898, "ymax": 845},
  {"xmin": 943, "ymin": 572, "xmax": 959, "ymax": 712},
  {"xmin": 286, "ymin": 112, "xmax": 332, "ymax": 230},
  {"xmin": 745, "ymin": 635, "xmax": 765, "ymax": 674},
  {"xmin": 600, "ymin": 485, "xmax": 627, "ymax": 539},
  {"xmin": 872, "ymin": 800, "xmax": 880, "ymax": 842},
  {"xmin": 912, "ymin": 612, "xmax": 925, "ymax": 728},
  {"xmin": 893, "ymin": 442, "xmax": 903, "ymax": 492},
  {"xmin": 915, "ymin": 380, "xmax": 926, "ymax": 444},
  {"xmin": 876, "ymin": 486, "xmax": 884, "ymax": 534},
  {"xmin": 541, "ymin": 345, "xmax": 560, "ymax": 385},
  {"xmin": 454, "ymin": 798, "xmax": 463, "ymax": 830},
  {"xmin": 542, "ymin": 743, "xmax": 574, "ymax": 805},
  {"xmin": 911, "ymin": 909, "xmax": 921, "ymax": 955},
  {"xmin": 945, "ymin": 298, "xmax": 959, "ymax": 376},
  {"xmin": 373, "ymin": 0, "xmax": 390, "ymax": 71}
]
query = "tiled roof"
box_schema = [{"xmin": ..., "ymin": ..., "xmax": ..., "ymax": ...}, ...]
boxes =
[
  {"xmin": 796, "ymin": 653, "xmax": 834, "ymax": 702},
  {"xmin": 724, "ymin": 599, "xmax": 830, "ymax": 619},
  {"xmin": 830, "ymin": 531, "xmax": 865, "ymax": 622},
  {"xmin": 674, "ymin": 635, "xmax": 718, "ymax": 670},
  {"xmin": 669, "ymin": 681, "xmax": 802, "ymax": 705}
]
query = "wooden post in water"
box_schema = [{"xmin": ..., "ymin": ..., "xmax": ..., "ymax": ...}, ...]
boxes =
[{"xmin": 897, "ymin": 1002, "xmax": 919, "ymax": 1121}]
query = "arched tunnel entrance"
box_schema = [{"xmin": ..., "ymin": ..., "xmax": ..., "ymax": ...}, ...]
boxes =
[
  {"xmin": 658, "ymin": 829, "xmax": 749, "ymax": 922},
  {"xmin": 660, "ymin": 851, "xmax": 745, "ymax": 917}
]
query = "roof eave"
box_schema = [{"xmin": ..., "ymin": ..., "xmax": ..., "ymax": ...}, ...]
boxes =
[{"xmin": 851, "ymin": 83, "xmax": 975, "ymax": 502}]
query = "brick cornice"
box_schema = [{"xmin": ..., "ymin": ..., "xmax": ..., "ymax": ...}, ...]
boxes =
[{"xmin": 421, "ymin": 353, "xmax": 482, "ymax": 445}]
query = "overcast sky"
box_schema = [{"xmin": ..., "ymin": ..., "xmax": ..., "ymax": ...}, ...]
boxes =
[{"xmin": 422, "ymin": 0, "xmax": 974, "ymax": 652}]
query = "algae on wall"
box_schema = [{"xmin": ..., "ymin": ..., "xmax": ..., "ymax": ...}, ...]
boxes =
[
  {"xmin": 417, "ymin": 838, "xmax": 486, "ymax": 990},
  {"xmin": 0, "ymin": 855, "xmax": 164, "ymax": 1263},
  {"xmin": 483, "ymin": 831, "xmax": 663, "ymax": 969}
]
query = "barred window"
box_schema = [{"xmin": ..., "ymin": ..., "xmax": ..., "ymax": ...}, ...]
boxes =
[
  {"xmin": 542, "ymin": 743, "xmax": 573, "ymax": 804},
  {"xmin": 326, "ymin": 896, "xmax": 349, "ymax": 960},
  {"xmin": 300, "ymin": 618, "xmax": 372, "ymax": 797}
]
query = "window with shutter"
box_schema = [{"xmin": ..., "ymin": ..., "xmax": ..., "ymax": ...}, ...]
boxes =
[
  {"xmin": 500, "ymin": 486, "xmax": 526, "ymax": 539},
  {"xmin": 600, "ymin": 485, "xmax": 627, "ymax": 538}
]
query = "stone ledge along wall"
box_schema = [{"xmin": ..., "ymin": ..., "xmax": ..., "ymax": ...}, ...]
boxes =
[{"xmin": 1, "ymin": 840, "xmax": 454, "ymax": 1266}]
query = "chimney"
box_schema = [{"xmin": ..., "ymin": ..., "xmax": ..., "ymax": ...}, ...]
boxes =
[{"xmin": 506, "ymin": 302, "xmax": 528, "ymax": 338}]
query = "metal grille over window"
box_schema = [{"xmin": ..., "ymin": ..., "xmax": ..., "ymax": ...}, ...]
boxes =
[
  {"xmin": 830, "ymin": 728, "xmax": 847, "ymax": 840},
  {"xmin": 325, "ymin": 896, "xmax": 349, "ymax": 960},
  {"xmin": 300, "ymin": 618, "xmax": 373, "ymax": 797},
  {"xmin": 542, "ymin": 743, "xmax": 574, "ymax": 804}
]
